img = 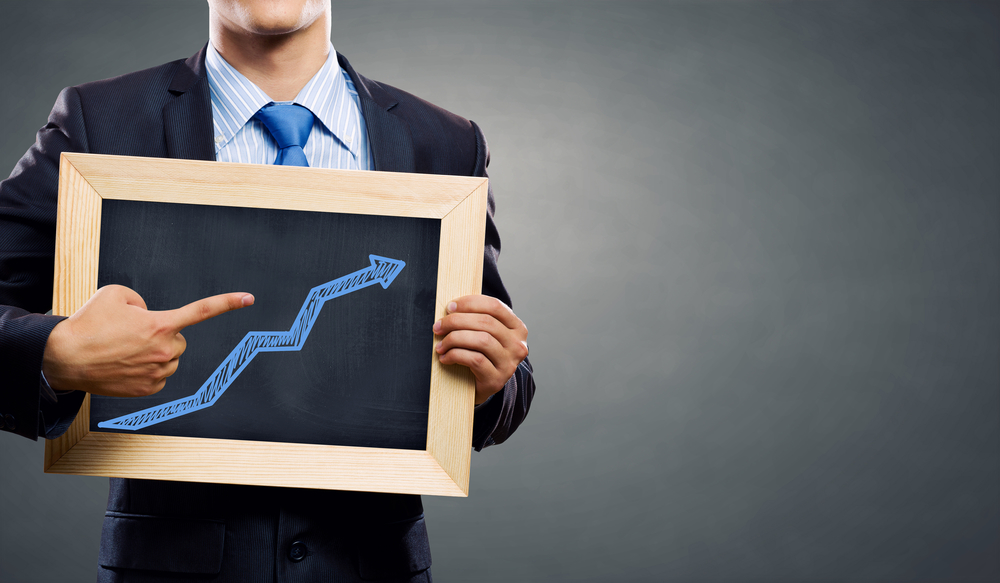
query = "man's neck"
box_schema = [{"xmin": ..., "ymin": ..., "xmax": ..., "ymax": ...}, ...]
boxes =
[{"xmin": 209, "ymin": 13, "xmax": 330, "ymax": 102}]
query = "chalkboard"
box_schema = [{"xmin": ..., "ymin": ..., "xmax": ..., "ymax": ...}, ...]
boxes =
[
  {"xmin": 92, "ymin": 200, "xmax": 440, "ymax": 450},
  {"xmin": 45, "ymin": 153, "xmax": 487, "ymax": 496}
]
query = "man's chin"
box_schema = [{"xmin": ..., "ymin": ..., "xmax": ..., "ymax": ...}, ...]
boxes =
[{"xmin": 211, "ymin": 0, "xmax": 328, "ymax": 40}]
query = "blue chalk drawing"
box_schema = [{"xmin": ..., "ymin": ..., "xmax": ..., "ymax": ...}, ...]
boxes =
[{"xmin": 97, "ymin": 254, "xmax": 406, "ymax": 431}]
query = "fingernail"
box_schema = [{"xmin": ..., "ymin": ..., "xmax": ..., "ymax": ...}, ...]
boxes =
[
  {"xmin": 435, "ymin": 341, "xmax": 442, "ymax": 352},
  {"xmin": 242, "ymin": 294, "xmax": 255, "ymax": 306},
  {"xmin": 433, "ymin": 320, "xmax": 442, "ymax": 333},
  {"xmin": 447, "ymin": 302, "xmax": 457, "ymax": 313}
]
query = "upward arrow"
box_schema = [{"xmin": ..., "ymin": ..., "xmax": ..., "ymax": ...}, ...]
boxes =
[{"xmin": 97, "ymin": 255, "xmax": 406, "ymax": 431}]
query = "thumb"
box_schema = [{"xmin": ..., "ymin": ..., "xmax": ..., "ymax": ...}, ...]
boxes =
[{"xmin": 94, "ymin": 284, "xmax": 148, "ymax": 310}]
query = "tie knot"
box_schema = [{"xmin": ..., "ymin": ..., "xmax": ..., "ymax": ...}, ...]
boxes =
[{"xmin": 254, "ymin": 103, "xmax": 315, "ymax": 150}]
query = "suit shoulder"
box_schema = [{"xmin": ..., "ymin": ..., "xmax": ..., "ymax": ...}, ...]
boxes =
[
  {"xmin": 72, "ymin": 58, "xmax": 187, "ymax": 102},
  {"xmin": 362, "ymin": 76, "xmax": 483, "ymax": 176},
  {"xmin": 371, "ymin": 78, "xmax": 474, "ymax": 135},
  {"xmin": 59, "ymin": 58, "xmax": 194, "ymax": 155}
]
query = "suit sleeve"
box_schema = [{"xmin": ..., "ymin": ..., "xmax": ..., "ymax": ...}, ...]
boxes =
[
  {"xmin": 467, "ymin": 121, "xmax": 536, "ymax": 451},
  {"xmin": 0, "ymin": 86, "xmax": 90, "ymax": 440}
]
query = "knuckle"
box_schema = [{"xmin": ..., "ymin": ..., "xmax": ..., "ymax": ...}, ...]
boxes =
[
  {"xmin": 153, "ymin": 346, "xmax": 174, "ymax": 363},
  {"xmin": 145, "ymin": 363, "xmax": 164, "ymax": 382},
  {"xmin": 476, "ymin": 331, "xmax": 493, "ymax": 350},
  {"xmin": 150, "ymin": 314, "xmax": 172, "ymax": 336},
  {"xmin": 497, "ymin": 298, "xmax": 513, "ymax": 315}
]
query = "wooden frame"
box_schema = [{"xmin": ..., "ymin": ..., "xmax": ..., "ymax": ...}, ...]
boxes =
[{"xmin": 44, "ymin": 153, "xmax": 487, "ymax": 497}]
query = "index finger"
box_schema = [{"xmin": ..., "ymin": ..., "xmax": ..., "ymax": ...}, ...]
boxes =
[
  {"xmin": 163, "ymin": 292, "xmax": 255, "ymax": 331},
  {"xmin": 447, "ymin": 295, "xmax": 522, "ymax": 330}
]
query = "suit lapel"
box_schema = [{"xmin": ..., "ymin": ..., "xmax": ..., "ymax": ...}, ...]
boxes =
[
  {"xmin": 337, "ymin": 53, "xmax": 416, "ymax": 173},
  {"xmin": 163, "ymin": 46, "xmax": 216, "ymax": 162},
  {"xmin": 159, "ymin": 48, "xmax": 414, "ymax": 170}
]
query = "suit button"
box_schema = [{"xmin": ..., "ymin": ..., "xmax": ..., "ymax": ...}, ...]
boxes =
[
  {"xmin": 3, "ymin": 414, "xmax": 14, "ymax": 431},
  {"xmin": 288, "ymin": 541, "xmax": 307, "ymax": 562}
]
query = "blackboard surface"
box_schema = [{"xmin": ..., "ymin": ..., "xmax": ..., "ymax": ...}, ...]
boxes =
[{"xmin": 91, "ymin": 199, "xmax": 441, "ymax": 450}]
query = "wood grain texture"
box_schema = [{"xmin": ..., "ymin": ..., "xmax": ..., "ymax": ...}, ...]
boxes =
[
  {"xmin": 45, "ymin": 394, "xmax": 90, "ymax": 471},
  {"xmin": 61, "ymin": 153, "xmax": 486, "ymax": 219},
  {"xmin": 45, "ymin": 153, "xmax": 487, "ymax": 496},
  {"xmin": 51, "ymin": 154, "xmax": 102, "ymax": 317},
  {"xmin": 426, "ymin": 180, "xmax": 489, "ymax": 494},
  {"xmin": 45, "ymin": 432, "xmax": 466, "ymax": 496},
  {"xmin": 45, "ymin": 154, "xmax": 101, "ymax": 471}
]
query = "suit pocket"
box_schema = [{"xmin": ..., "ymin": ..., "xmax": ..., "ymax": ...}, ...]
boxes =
[
  {"xmin": 357, "ymin": 514, "xmax": 432, "ymax": 581},
  {"xmin": 98, "ymin": 511, "xmax": 225, "ymax": 574}
]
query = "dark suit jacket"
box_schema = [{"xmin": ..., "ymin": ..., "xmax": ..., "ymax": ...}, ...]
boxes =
[{"xmin": 0, "ymin": 46, "xmax": 535, "ymax": 582}]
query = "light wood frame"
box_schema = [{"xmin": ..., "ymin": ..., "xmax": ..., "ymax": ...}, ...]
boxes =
[{"xmin": 44, "ymin": 153, "xmax": 487, "ymax": 497}]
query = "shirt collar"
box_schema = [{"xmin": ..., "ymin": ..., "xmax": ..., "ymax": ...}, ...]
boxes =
[{"xmin": 206, "ymin": 42, "xmax": 358, "ymax": 157}]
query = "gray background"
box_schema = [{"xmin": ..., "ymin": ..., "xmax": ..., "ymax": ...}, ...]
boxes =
[{"xmin": 1, "ymin": 1, "xmax": 997, "ymax": 581}]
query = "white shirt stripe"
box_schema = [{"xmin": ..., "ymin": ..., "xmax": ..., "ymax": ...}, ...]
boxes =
[{"xmin": 206, "ymin": 43, "xmax": 372, "ymax": 171}]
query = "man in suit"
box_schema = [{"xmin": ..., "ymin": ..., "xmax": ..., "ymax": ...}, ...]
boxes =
[{"xmin": 0, "ymin": 1, "xmax": 535, "ymax": 580}]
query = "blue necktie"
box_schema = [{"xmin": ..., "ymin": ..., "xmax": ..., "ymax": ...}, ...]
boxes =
[{"xmin": 253, "ymin": 103, "xmax": 315, "ymax": 167}]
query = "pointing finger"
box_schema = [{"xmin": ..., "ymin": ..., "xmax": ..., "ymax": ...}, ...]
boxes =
[{"xmin": 164, "ymin": 292, "xmax": 254, "ymax": 331}]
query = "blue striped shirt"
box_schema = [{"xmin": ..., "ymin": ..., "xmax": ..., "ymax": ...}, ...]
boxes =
[{"xmin": 205, "ymin": 43, "xmax": 372, "ymax": 170}]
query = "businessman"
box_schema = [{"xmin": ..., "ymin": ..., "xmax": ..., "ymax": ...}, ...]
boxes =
[{"xmin": 0, "ymin": 1, "xmax": 534, "ymax": 580}]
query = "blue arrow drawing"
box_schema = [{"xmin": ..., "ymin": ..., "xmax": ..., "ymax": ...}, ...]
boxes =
[{"xmin": 97, "ymin": 254, "xmax": 406, "ymax": 431}]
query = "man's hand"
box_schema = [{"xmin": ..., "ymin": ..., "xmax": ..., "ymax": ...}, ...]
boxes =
[
  {"xmin": 42, "ymin": 285, "xmax": 254, "ymax": 397},
  {"xmin": 433, "ymin": 295, "xmax": 528, "ymax": 405}
]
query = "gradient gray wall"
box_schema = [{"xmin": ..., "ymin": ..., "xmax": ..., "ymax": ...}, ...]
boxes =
[{"xmin": 1, "ymin": 1, "xmax": 997, "ymax": 581}]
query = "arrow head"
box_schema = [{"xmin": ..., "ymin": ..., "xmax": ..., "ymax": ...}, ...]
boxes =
[{"xmin": 369, "ymin": 255, "xmax": 406, "ymax": 289}]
